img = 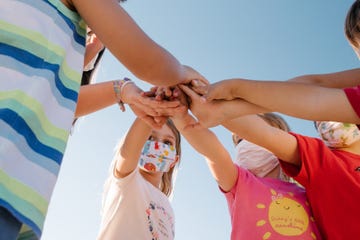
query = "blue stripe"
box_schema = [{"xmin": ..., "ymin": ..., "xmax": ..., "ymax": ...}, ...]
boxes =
[
  {"xmin": 0, "ymin": 197, "xmax": 41, "ymax": 238},
  {"xmin": 43, "ymin": 0, "xmax": 86, "ymax": 45},
  {"xmin": 0, "ymin": 109, "xmax": 63, "ymax": 165},
  {"xmin": 17, "ymin": 0, "xmax": 86, "ymax": 46},
  {"xmin": 0, "ymin": 43, "xmax": 78, "ymax": 102},
  {"xmin": 0, "ymin": 55, "xmax": 76, "ymax": 111},
  {"xmin": 0, "ymin": 122, "xmax": 60, "ymax": 175}
]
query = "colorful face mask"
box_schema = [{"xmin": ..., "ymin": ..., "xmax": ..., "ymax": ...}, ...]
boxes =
[
  {"xmin": 139, "ymin": 140, "xmax": 177, "ymax": 172},
  {"xmin": 235, "ymin": 140, "xmax": 279, "ymax": 177},
  {"xmin": 316, "ymin": 121, "xmax": 360, "ymax": 148}
]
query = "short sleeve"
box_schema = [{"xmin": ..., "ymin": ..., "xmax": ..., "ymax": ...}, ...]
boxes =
[{"xmin": 344, "ymin": 85, "xmax": 360, "ymax": 118}]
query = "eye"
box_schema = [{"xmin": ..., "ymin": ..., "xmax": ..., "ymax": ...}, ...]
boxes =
[{"xmin": 163, "ymin": 140, "xmax": 174, "ymax": 146}]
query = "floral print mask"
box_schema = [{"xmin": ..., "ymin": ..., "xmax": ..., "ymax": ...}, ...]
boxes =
[{"xmin": 139, "ymin": 140, "xmax": 177, "ymax": 172}]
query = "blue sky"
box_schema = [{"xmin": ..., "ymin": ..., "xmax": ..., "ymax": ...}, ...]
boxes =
[{"xmin": 42, "ymin": 1, "xmax": 358, "ymax": 239}]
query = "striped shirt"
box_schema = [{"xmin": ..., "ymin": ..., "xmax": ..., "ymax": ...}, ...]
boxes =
[{"xmin": 0, "ymin": 0, "xmax": 86, "ymax": 238}]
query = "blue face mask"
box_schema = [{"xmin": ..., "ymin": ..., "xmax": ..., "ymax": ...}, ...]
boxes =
[{"xmin": 138, "ymin": 140, "xmax": 177, "ymax": 172}]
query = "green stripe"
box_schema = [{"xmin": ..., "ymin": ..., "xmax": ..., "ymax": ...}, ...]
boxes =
[
  {"xmin": 0, "ymin": 170, "xmax": 47, "ymax": 229},
  {"xmin": 0, "ymin": 21, "xmax": 82, "ymax": 91},
  {"xmin": 48, "ymin": 0, "xmax": 86, "ymax": 36},
  {"xmin": 19, "ymin": 226, "xmax": 37, "ymax": 240},
  {"xmin": 0, "ymin": 91, "xmax": 68, "ymax": 152}
]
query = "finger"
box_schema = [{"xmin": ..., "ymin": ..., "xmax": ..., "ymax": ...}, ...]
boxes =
[
  {"xmin": 179, "ymin": 85, "xmax": 201, "ymax": 101},
  {"xmin": 154, "ymin": 116, "xmax": 167, "ymax": 125},
  {"xmin": 141, "ymin": 115, "xmax": 163, "ymax": 129},
  {"xmin": 164, "ymin": 87, "xmax": 173, "ymax": 98},
  {"xmin": 138, "ymin": 95, "xmax": 180, "ymax": 108},
  {"xmin": 141, "ymin": 91, "xmax": 156, "ymax": 98}
]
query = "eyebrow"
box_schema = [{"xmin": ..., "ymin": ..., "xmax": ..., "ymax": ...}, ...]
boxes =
[
  {"xmin": 164, "ymin": 134, "xmax": 176, "ymax": 141},
  {"xmin": 150, "ymin": 131, "xmax": 175, "ymax": 140}
]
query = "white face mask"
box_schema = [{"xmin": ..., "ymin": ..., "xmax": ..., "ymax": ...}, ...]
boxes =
[
  {"xmin": 316, "ymin": 121, "xmax": 360, "ymax": 148},
  {"xmin": 235, "ymin": 140, "xmax": 279, "ymax": 177},
  {"xmin": 138, "ymin": 140, "xmax": 177, "ymax": 172}
]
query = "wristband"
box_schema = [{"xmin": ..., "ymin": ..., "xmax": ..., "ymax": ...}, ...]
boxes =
[{"xmin": 113, "ymin": 77, "xmax": 133, "ymax": 112}]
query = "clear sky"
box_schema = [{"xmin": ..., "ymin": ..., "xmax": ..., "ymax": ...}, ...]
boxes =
[{"xmin": 42, "ymin": 1, "xmax": 358, "ymax": 239}]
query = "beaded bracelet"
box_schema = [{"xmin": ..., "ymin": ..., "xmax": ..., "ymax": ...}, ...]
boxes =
[{"xmin": 112, "ymin": 77, "xmax": 133, "ymax": 112}]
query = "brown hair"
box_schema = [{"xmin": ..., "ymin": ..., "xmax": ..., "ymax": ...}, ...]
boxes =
[
  {"xmin": 345, "ymin": 0, "xmax": 360, "ymax": 50},
  {"xmin": 160, "ymin": 119, "xmax": 181, "ymax": 197}
]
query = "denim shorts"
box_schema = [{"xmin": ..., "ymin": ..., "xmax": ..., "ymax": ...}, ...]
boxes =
[{"xmin": 0, "ymin": 206, "xmax": 21, "ymax": 240}]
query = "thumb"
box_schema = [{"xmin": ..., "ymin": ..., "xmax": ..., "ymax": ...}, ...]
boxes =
[{"xmin": 179, "ymin": 84, "xmax": 200, "ymax": 101}]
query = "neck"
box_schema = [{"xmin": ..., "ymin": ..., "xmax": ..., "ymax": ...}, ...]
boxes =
[
  {"xmin": 139, "ymin": 169, "xmax": 163, "ymax": 189},
  {"xmin": 337, "ymin": 140, "xmax": 360, "ymax": 155}
]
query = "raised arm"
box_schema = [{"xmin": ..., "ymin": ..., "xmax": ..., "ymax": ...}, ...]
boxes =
[
  {"xmin": 75, "ymin": 80, "xmax": 180, "ymax": 128},
  {"xmin": 169, "ymin": 88, "xmax": 237, "ymax": 191},
  {"xmin": 115, "ymin": 117, "xmax": 151, "ymax": 178},
  {"xmin": 181, "ymin": 85, "xmax": 300, "ymax": 166},
  {"xmin": 222, "ymin": 116, "xmax": 300, "ymax": 166},
  {"xmin": 204, "ymin": 78, "xmax": 360, "ymax": 123},
  {"xmin": 69, "ymin": 0, "xmax": 207, "ymax": 86},
  {"xmin": 288, "ymin": 68, "xmax": 360, "ymax": 88}
]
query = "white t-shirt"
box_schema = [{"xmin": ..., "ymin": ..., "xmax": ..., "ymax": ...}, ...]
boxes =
[{"xmin": 97, "ymin": 168, "xmax": 175, "ymax": 240}]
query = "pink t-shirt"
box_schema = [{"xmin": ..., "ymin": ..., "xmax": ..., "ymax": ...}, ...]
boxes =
[
  {"xmin": 344, "ymin": 85, "xmax": 360, "ymax": 118},
  {"xmin": 280, "ymin": 133, "xmax": 360, "ymax": 239},
  {"xmin": 222, "ymin": 165, "xmax": 321, "ymax": 240}
]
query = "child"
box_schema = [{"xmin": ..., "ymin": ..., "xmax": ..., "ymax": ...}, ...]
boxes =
[
  {"xmin": 180, "ymin": 85, "xmax": 360, "ymax": 239},
  {"xmin": 200, "ymin": 0, "xmax": 360, "ymax": 124},
  {"xmin": 82, "ymin": 28, "xmax": 105, "ymax": 86},
  {"xmin": 97, "ymin": 117, "xmax": 181, "ymax": 240},
  {"xmin": 168, "ymin": 87, "xmax": 321, "ymax": 239},
  {"xmin": 0, "ymin": 0, "xmax": 206, "ymax": 238}
]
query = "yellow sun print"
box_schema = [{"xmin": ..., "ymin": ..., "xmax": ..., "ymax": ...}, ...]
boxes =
[{"xmin": 256, "ymin": 189, "xmax": 316, "ymax": 239}]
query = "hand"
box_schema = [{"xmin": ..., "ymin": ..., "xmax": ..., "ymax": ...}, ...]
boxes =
[
  {"xmin": 143, "ymin": 86, "xmax": 188, "ymax": 119},
  {"xmin": 203, "ymin": 79, "xmax": 238, "ymax": 101},
  {"xmin": 179, "ymin": 85, "xmax": 229, "ymax": 129},
  {"xmin": 121, "ymin": 83, "xmax": 176, "ymax": 129},
  {"xmin": 181, "ymin": 65, "xmax": 209, "ymax": 95}
]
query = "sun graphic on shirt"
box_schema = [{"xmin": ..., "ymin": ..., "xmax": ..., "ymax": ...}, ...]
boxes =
[{"xmin": 255, "ymin": 189, "xmax": 317, "ymax": 239}]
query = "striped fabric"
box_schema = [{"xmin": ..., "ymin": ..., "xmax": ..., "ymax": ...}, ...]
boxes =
[{"xmin": 0, "ymin": 0, "xmax": 86, "ymax": 238}]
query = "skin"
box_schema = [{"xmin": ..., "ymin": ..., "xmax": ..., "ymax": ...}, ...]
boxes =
[
  {"xmin": 168, "ymin": 86, "xmax": 285, "ymax": 192},
  {"xmin": 114, "ymin": 117, "xmax": 179, "ymax": 188},
  {"xmin": 76, "ymin": 81, "xmax": 181, "ymax": 128},
  {"xmin": 181, "ymin": 85, "xmax": 360, "ymax": 163},
  {"xmin": 201, "ymin": 71, "xmax": 360, "ymax": 124},
  {"xmin": 83, "ymin": 28, "xmax": 104, "ymax": 68},
  {"xmin": 179, "ymin": 85, "xmax": 301, "ymax": 166},
  {"xmin": 61, "ymin": 0, "xmax": 207, "ymax": 87}
]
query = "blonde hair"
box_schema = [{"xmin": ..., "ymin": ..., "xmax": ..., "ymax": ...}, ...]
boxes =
[
  {"xmin": 345, "ymin": 0, "xmax": 360, "ymax": 50},
  {"xmin": 160, "ymin": 119, "xmax": 181, "ymax": 197},
  {"xmin": 257, "ymin": 113, "xmax": 291, "ymax": 132},
  {"xmin": 231, "ymin": 113, "xmax": 290, "ymax": 146},
  {"xmin": 232, "ymin": 113, "xmax": 292, "ymax": 182}
]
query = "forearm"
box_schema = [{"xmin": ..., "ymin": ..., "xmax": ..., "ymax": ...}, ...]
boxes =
[
  {"xmin": 216, "ymin": 99, "xmax": 268, "ymax": 122},
  {"xmin": 231, "ymin": 79, "xmax": 360, "ymax": 123},
  {"xmin": 223, "ymin": 116, "xmax": 301, "ymax": 165},
  {"xmin": 172, "ymin": 114, "xmax": 236, "ymax": 190},
  {"xmin": 288, "ymin": 68, "xmax": 360, "ymax": 88},
  {"xmin": 116, "ymin": 118, "xmax": 151, "ymax": 177},
  {"xmin": 76, "ymin": 1, "xmax": 184, "ymax": 86},
  {"xmin": 75, "ymin": 81, "xmax": 117, "ymax": 118}
]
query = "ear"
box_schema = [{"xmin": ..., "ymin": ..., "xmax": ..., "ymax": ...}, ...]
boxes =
[{"xmin": 170, "ymin": 155, "xmax": 180, "ymax": 169}]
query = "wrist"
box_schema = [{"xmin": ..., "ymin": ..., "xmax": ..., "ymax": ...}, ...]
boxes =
[{"xmin": 113, "ymin": 77, "xmax": 134, "ymax": 112}]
